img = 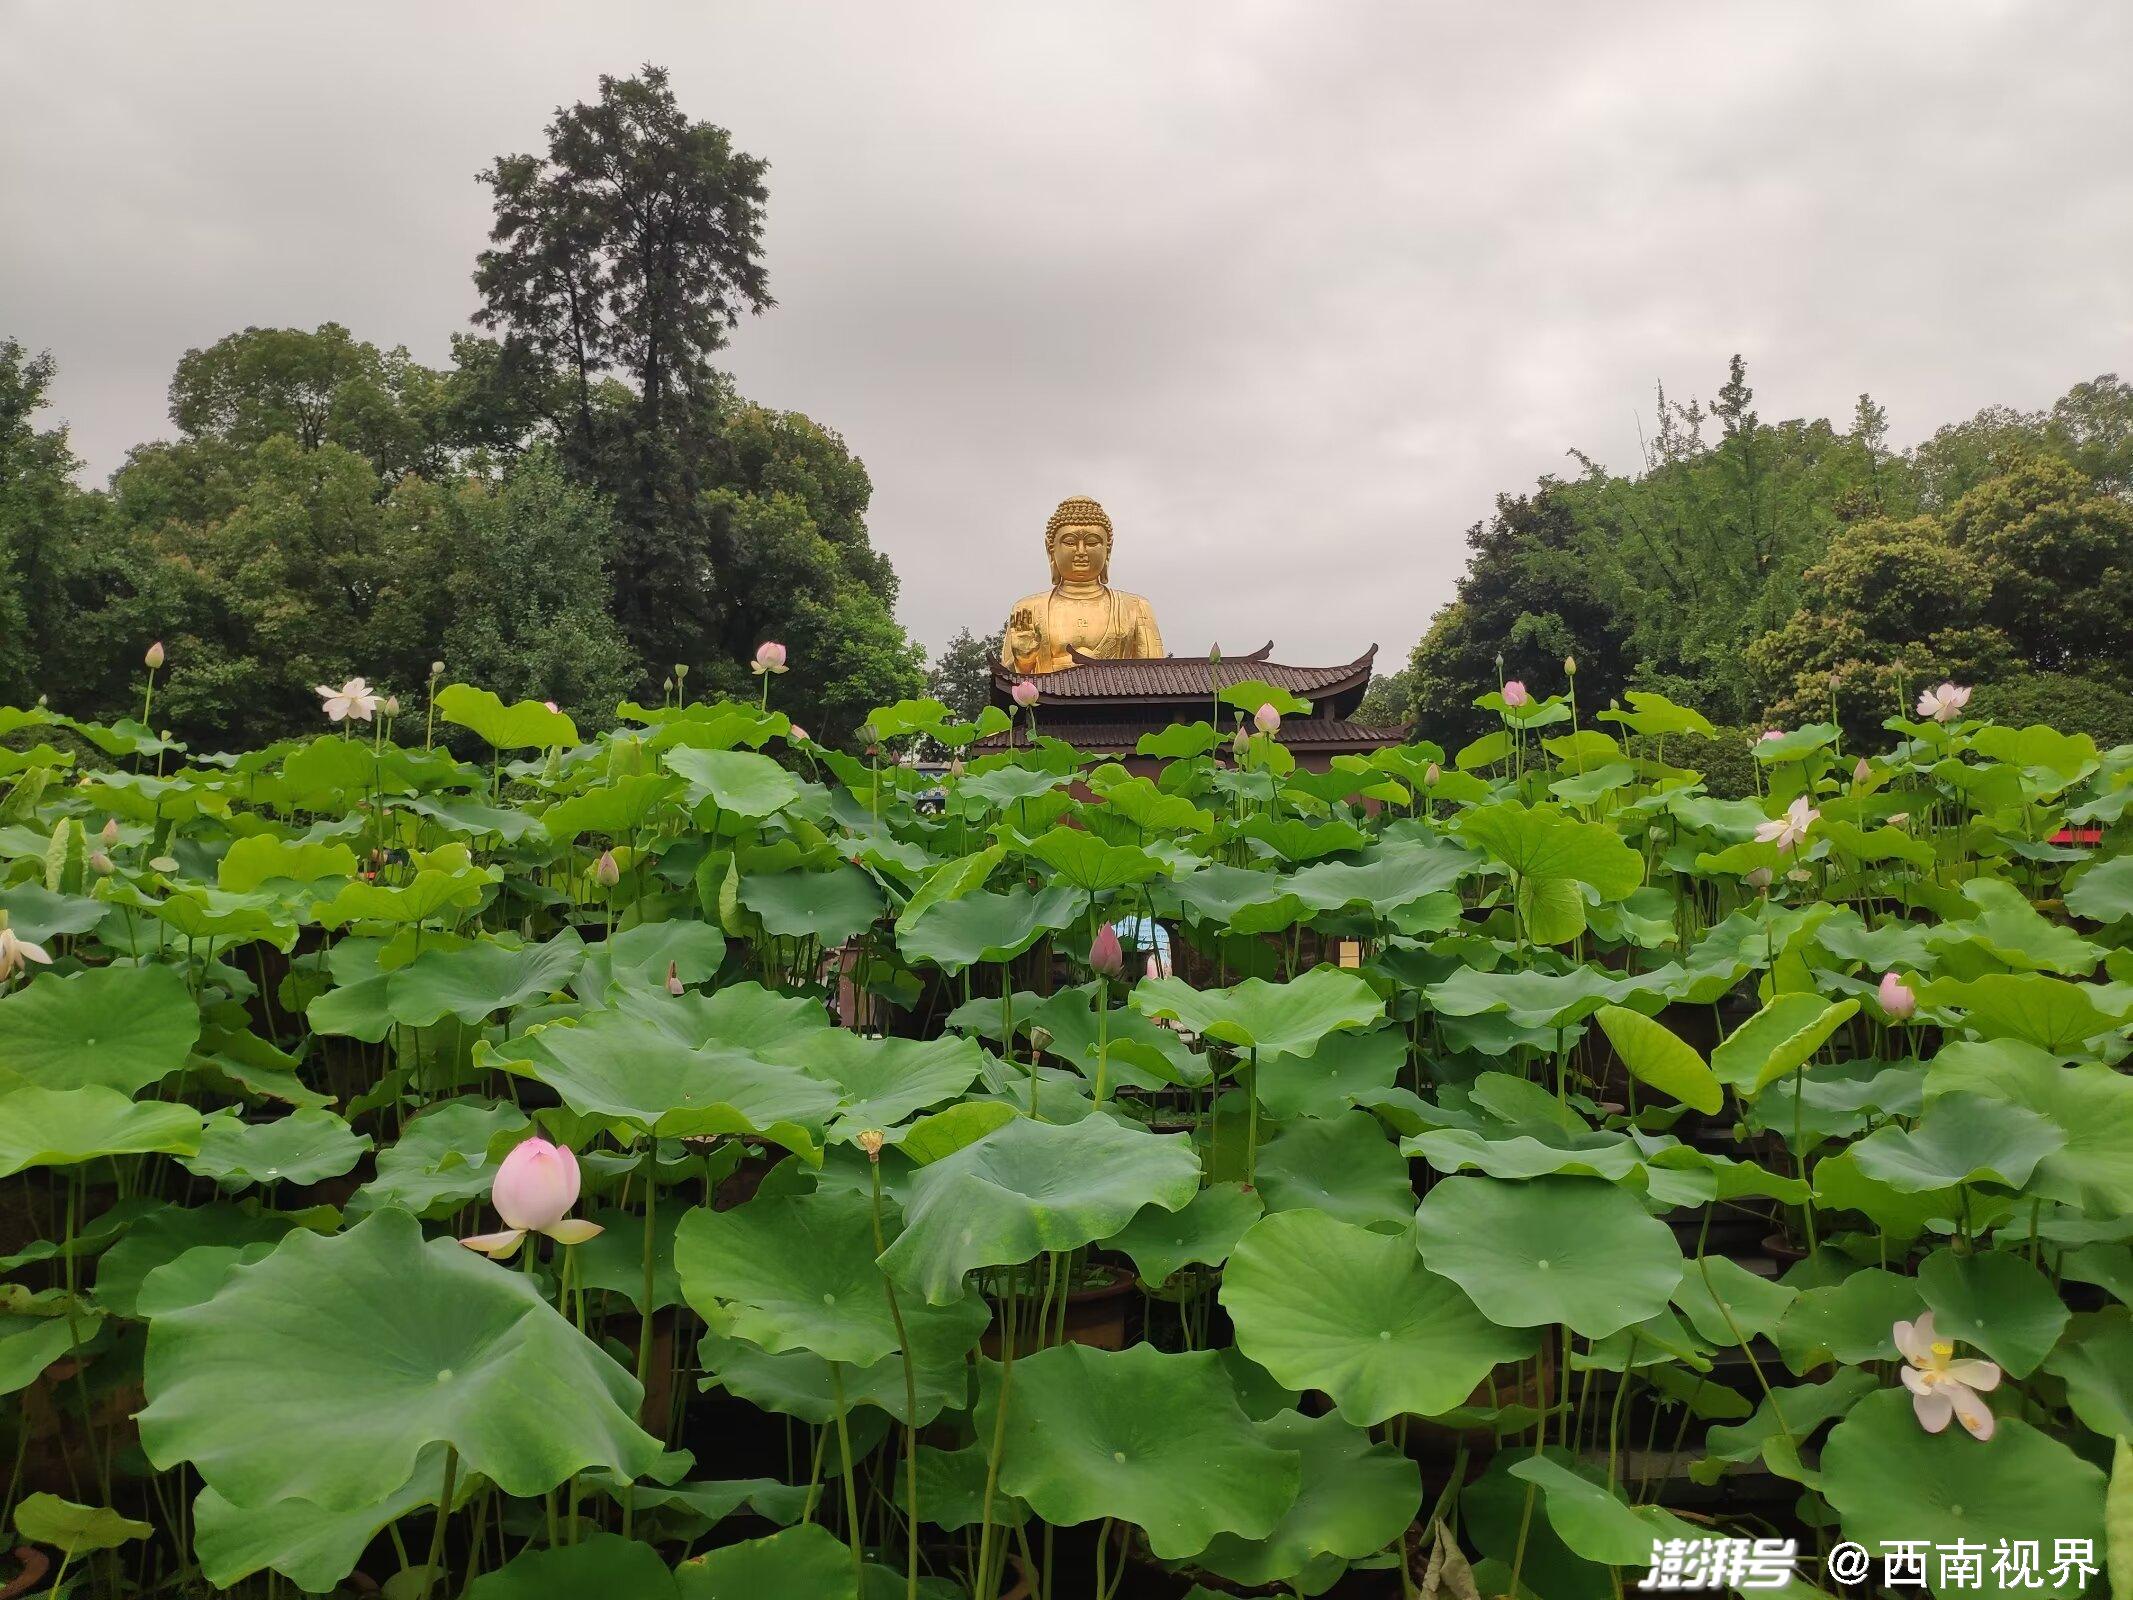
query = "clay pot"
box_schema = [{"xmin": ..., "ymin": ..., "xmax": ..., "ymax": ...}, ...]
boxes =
[
  {"xmin": 0, "ymin": 1548, "xmax": 50, "ymax": 1600},
  {"xmin": 982, "ymin": 1264, "xmax": 1137, "ymax": 1357}
]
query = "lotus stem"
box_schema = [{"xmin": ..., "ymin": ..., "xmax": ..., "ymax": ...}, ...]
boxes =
[
  {"xmin": 868, "ymin": 1159, "xmax": 921, "ymax": 1600},
  {"xmin": 828, "ymin": 1362, "xmax": 865, "ymax": 1594},
  {"xmin": 416, "ymin": 1443, "xmax": 458, "ymax": 1600}
]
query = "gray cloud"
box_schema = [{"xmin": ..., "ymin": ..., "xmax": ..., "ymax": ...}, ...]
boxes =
[{"xmin": 3, "ymin": 1, "xmax": 2129, "ymax": 667}]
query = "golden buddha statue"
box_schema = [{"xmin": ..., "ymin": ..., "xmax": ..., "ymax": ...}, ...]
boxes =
[{"xmin": 1000, "ymin": 496, "xmax": 1165, "ymax": 675}]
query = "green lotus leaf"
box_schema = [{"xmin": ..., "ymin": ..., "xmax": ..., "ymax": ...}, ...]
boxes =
[
  {"xmin": 193, "ymin": 1446, "xmax": 471, "ymax": 1594},
  {"xmin": 0, "ymin": 882, "xmax": 107, "ymax": 944},
  {"xmin": 880, "ymin": 1115, "xmax": 1199, "ymax": 1305},
  {"xmin": 1925, "ymin": 1045, "xmax": 2133, "ymax": 1214},
  {"xmin": 1846, "ymin": 1091, "xmax": 2065, "ymax": 1193},
  {"xmin": 894, "ymin": 884, "xmax": 1086, "ymax": 972},
  {"xmin": 135, "ymin": 1242, "xmax": 281, "ymax": 1319},
  {"xmin": 891, "ymin": 1101, "xmax": 1017, "ymax": 1165},
  {"xmin": 1667, "ymin": 1255, "xmax": 1796, "ymax": 1348},
  {"xmin": 674, "ymin": 1523, "xmax": 853, "ymax": 1600},
  {"xmin": 764, "ymin": 1030, "xmax": 985, "ymax": 1137},
  {"xmin": 1108, "ymin": 1182, "xmax": 1262, "ymax": 1284},
  {"xmin": 739, "ymin": 865, "xmax": 882, "ymax": 944},
  {"xmin": 537, "ymin": 773, "xmax": 681, "ymax": 842},
  {"xmin": 1601, "ymin": 691, "xmax": 1715, "ymax": 739},
  {"xmin": 1822, "ymin": 1390, "xmax": 2104, "ymax": 1600},
  {"xmin": 896, "ymin": 1444, "xmax": 1030, "ymax": 1531},
  {"xmin": 1517, "ymin": 873, "xmax": 1591, "ymax": 945},
  {"xmin": 140, "ymin": 1209, "xmax": 673, "ymax": 1511},
  {"xmin": 435, "ymin": 683, "xmax": 578, "ymax": 750},
  {"xmin": 1699, "ymin": 1368, "xmax": 1877, "ymax": 1470},
  {"xmin": 1415, "ymin": 1176, "xmax": 1685, "ymax": 1339},
  {"xmin": 1771, "ymin": 1268, "xmax": 1923, "ymax": 1372},
  {"xmin": 1016, "ymin": 826, "xmax": 1167, "ymax": 892},
  {"xmin": 1425, "ymin": 963, "xmax": 1672, "ymax": 1031},
  {"xmin": 1917, "ymin": 1247, "xmax": 2069, "ymax": 1379},
  {"xmin": 311, "ymin": 866, "xmax": 498, "ymax": 930},
  {"xmin": 1132, "ymin": 966, "xmax": 1384, "ymax": 1059},
  {"xmin": 1256, "ymin": 1026, "xmax": 1405, "ymax": 1120},
  {"xmin": 698, "ymin": 1316, "xmax": 973, "ymax": 1428},
  {"xmin": 1930, "ymin": 878, "xmax": 2104, "ymax": 975},
  {"xmin": 1710, "ymin": 992, "xmax": 1860, "ymax": 1096},
  {"xmin": 2066, "ymin": 854, "xmax": 2133, "ymax": 925},
  {"xmin": 309, "ymin": 932, "xmax": 586, "ymax": 1041},
  {"xmin": 0, "ymin": 1085, "xmax": 202, "ymax": 1177},
  {"xmin": 1254, "ymin": 1111, "xmax": 1415, "ymax": 1231},
  {"xmin": 1455, "ymin": 801, "xmax": 1642, "ymax": 900},
  {"xmin": 1187, "ymin": 1409, "xmax": 1421, "ymax": 1589},
  {"xmin": 2059, "ymin": 1241, "xmax": 2133, "ymax": 1307},
  {"xmin": 602, "ymin": 1475, "xmax": 806, "ymax": 1542},
  {"xmin": 676, "ymin": 1189, "xmax": 986, "ymax": 1368},
  {"xmin": 1595, "ymin": 1005, "xmax": 1722, "ymax": 1113},
  {"xmin": 661, "ymin": 747, "xmax": 801, "ymax": 819},
  {"xmin": 182, "ymin": 1109, "xmax": 372, "ymax": 1191},
  {"xmin": 1168, "ymin": 864, "xmax": 1307, "ymax": 934},
  {"xmin": 1923, "ymin": 973, "xmax": 2123, "ymax": 1055},
  {"xmin": 574, "ymin": 921, "xmax": 731, "ymax": 997},
  {"xmin": 1023, "ymin": 985, "xmax": 1208, "ymax": 1093},
  {"xmin": 1971, "ymin": 722, "xmax": 2099, "ymax": 782},
  {"xmin": 13, "ymin": 1492, "xmax": 152, "ymax": 1554},
  {"xmin": 216, "ymin": 834, "xmax": 358, "ymax": 894},
  {"xmin": 1507, "ymin": 1456, "xmax": 1702, "ymax": 1567},
  {"xmin": 1221, "ymin": 1210, "xmax": 1536, "ymax": 1424},
  {"xmin": 0, "ymin": 964, "xmax": 199, "ymax": 1095},
  {"xmin": 92, "ymin": 1203, "xmax": 303, "ymax": 1317},
  {"xmin": 983, "ymin": 1343, "xmax": 1302, "ymax": 1559},
  {"xmin": 349, "ymin": 1100, "xmax": 530, "ymax": 1218},
  {"xmin": 2042, "ymin": 1308, "xmax": 2133, "ymax": 1440},
  {"xmin": 465, "ymin": 1531, "xmax": 679, "ymax": 1600},
  {"xmin": 1405, "ymin": 1129, "xmax": 1645, "ymax": 1185},
  {"xmin": 0, "ymin": 1303, "xmax": 100, "ymax": 1396}
]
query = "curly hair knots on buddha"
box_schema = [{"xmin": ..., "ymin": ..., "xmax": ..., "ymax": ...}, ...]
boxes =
[{"xmin": 1044, "ymin": 496, "xmax": 1112, "ymax": 546}]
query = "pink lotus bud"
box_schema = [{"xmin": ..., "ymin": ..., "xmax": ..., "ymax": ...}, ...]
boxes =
[
  {"xmin": 1745, "ymin": 866, "xmax": 1773, "ymax": 890},
  {"xmin": 1879, "ymin": 972, "xmax": 1917, "ymax": 1020},
  {"xmin": 88, "ymin": 851, "xmax": 113, "ymax": 875},
  {"xmin": 1011, "ymin": 678, "xmax": 1040, "ymax": 709},
  {"xmin": 594, "ymin": 849, "xmax": 620, "ymax": 886},
  {"xmin": 543, "ymin": 700, "xmax": 559, "ymax": 713},
  {"xmin": 1089, "ymin": 923, "xmax": 1124, "ymax": 977},
  {"xmin": 1501, "ymin": 680, "xmax": 1529, "ymax": 708},
  {"xmin": 1254, "ymin": 703, "xmax": 1280, "ymax": 735},
  {"xmin": 790, "ymin": 725, "xmax": 809, "ymax": 743},
  {"xmin": 1145, "ymin": 951, "xmax": 1169, "ymax": 982},
  {"xmin": 491, "ymin": 1138, "xmax": 581, "ymax": 1232},
  {"xmin": 1759, "ymin": 728, "xmax": 1784, "ymax": 743},
  {"xmin": 1424, "ymin": 762, "xmax": 1442, "ymax": 787},
  {"xmin": 100, "ymin": 818, "xmax": 119, "ymax": 844},
  {"xmin": 1853, "ymin": 758, "xmax": 1872, "ymax": 785},
  {"xmin": 144, "ymin": 641, "xmax": 165, "ymax": 669},
  {"xmin": 666, "ymin": 960, "xmax": 684, "ymax": 996},
  {"xmin": 752, "ymin": 640, "xmax": 790, "ymax": 675}
]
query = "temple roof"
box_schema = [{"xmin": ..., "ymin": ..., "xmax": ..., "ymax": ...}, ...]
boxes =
[
  {"xmin": 991, "ymin": 643, "xmax": 1379, "ymax": 708},
  {"xmin": 972, "ymin": 717, "xmax": 1407, "ymax": 757}
]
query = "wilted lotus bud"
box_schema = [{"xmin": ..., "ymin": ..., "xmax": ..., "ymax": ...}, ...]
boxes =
[
  {"xmin": 1501, "ymin": 680, "xmax": 1530, "ymax": 708},
  {"xmin": 855, "ymin": 1129, "xmax": 886, "ymax": 1161},
  {"xmin": 1011, "ymin": 678, "xmax": 1040, "ymax": 709},
  {"xmin": 1089, "ymin": 923, "xmax": 1124, "ymax": 977},
  {"xmin": 666, "ymin": 960, "xmax": 684, "ymax": 996},
  {"xmin": 1853, "ymin": 758, "xmax": 1871, "ymax": 785},
  {"xmin": 1878, "ymin": 971, "xmax": 1917, "ymax": 1020},
  {"xmin": 594, "ymin": 849, "xmax": 621, "ymax": 887},
  {"xmin": 88, "ymin": 851, "xmax": 113, "ymax": 875},
  {"xmin": 100, "ymin": 818, "xmax": 119, "ymax": 844},
  {"xmin": 145, "ymin": 640, "xmax": 165, "ymax": 669},
  {"xmin": 674, "ymin": 663, "xmax": 689, "ymax": 679},
  {"xmin": 149, "ymin": 855, "xmax": 178, "ymax": 873},
  {"xmin": 1424, "ymin": 762, "xmax": 1442, "ymax": 787},
  {"xmin": 1254, "ymin": 703, "xmax": 1280, "ymax": 735},
  {"xmin": 1744, "ymin": 866, "xmax": 1773, "ymax": 890},
  {"xmin": 1028, "ymin": 1025, "xmax": 1053, "ymax": 1055},
  {"xmin": 431, "ymin": 660, "xmax": 446, "ymax": 679},
  {"xmin": 751, "ymin": 640, "xmax": 790, "ymax": 675},
  {"xmin": 1564, "ymin": 655, "xmax": 1577, "ymax": 677}
]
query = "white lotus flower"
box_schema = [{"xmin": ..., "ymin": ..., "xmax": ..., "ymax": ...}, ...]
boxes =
[
  {"xmin": 0, "ymin": 926, "xmax": 53, "ymax": 980},
  {"xmin": 1753, "ymin": 795, "xmax": 1819, "ymax": 853},
  {"xmin": 1916, "ymin": 682, "xmax": 1972, "ymax": 723},
  {"xmin": 1895, "ymin": 1312, "xmax": 1999, "ymax": 1439},
  {"xmin": 316, "ymin": 677, "xmax": 380, "ymax": 723}
]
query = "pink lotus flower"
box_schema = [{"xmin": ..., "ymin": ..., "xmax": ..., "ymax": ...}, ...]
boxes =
[
  {"xmin": 0, "ymin": 926, "xmax": 53, "ymax": 981},
  {"xmin": 1753, "ymin": 795, "xmax": 1818, "ymax": 853},
  {"xmin": 543, "ymin": 700, "xmax": 560, "ymax": 714},
  {"xmin": 100, "ymin": 818, "xmax": 119, "ymax": 844},
  {"xmin": 1916, "ymin": 682, "xmax": 1972, "ymax": 723},
  {"xmin": 593, "ymin": 849, "xmax": 621, "ymax": 887},
  {"xmin": 316, "ymin": 677, "xmax": 379, "ymax": 723},
  {"xmin": 1011, "ymin": 678, "xmax": 1040, "ymax": 709},
  {"xmin": 1853, "ymin": 758, "xmax": 1872, "ymax": 785},
  {"xmin": 1089, "ymin": 924, "xmax": 1123, "ymax": 977},
  {"xmin": 790, "ymin": 725, "xmax": 810, "ymax": 743},
  {"xmin": 1145, "ymin": 951, "xmax": 1169, "ymax": 982},
  {"xmin": 752, "ymin": 641, "xmax": 789, "ymax": 676},
  {"xmin": 144, "ymin": 640, "xmax": 165, "ymax": 670},
  {"xmin": 1759, "ymin": 728, "xmax": 1785, "ymax": 743},
  {"xmin": 1253, "ymin": 703, "xmax": 1280, "ymax": 735},
  {"xmin": 1895, "ymin": 1312, "xmax": 1999, "ymax": 1439},
  {"xmin": 460, "ymin": 1137, "xmax": 602, "ymax": 1259},
  {"xmin": 1878, "ymin": 972, "xmax": 1917, "ymax": 1021},
  {"xmin": 1501, "ymin": 680, "xmax": 1530, "ymax": 708},
  {"xmin": 666, "ymin": 960, "xmax": 685, "ymax": 996}
]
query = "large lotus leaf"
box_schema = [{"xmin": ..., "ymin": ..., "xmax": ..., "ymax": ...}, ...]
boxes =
[
  {"xmin": 574, "ymin": 921, "xmax": 731, "ymax": 997},
  {"xmin": 1595, "ymin": 1006, "xmax": 1722, "ymax": 1113},
  {"xmin": 537, "ymin": 774, "xmax": 681, "ymax": 842},
  {"xmin": 1256, "ymin": 1026, "xmax": 1405, "ymax": 1120},
  {"xmin": 1699, "ymin": 1368, "xmax": 1877, "ymax": 1471},
  {"xmin": 1016, "ymin": 826, "xmax": 1167, "ymax": 892},
  {"xmin": 193, "ymin": 1447, "xmax": 470, "ymax": 1594},
  {"xmin": 1669, "ymin": 1256, "xmax": 1796, "ymax": 1347},
  {"xmin": 1405, "ymin": 1128, "xmax": 1645, "ymax": 1185},
  {"xmin": 140, "ymin": 1209, "xmax": 672, "ymax": 1511},
  {"xmin": 1507, "ymin": 1456, "xmax": 1703, "ymax": 1567},
  {"xmin": 1132, "ymin": 966, "xmax": 1383, "ymax": 1059},
  {"xmin": 1846, "ymin": 1091, "xmax": 2065, "ymax": 1193},
  {"xmin": 758, "ymin": 1029, "xmax": 985, "ymax": 1137},
  {"xmin": 2066, "ymin": 854, "xmax": 2133, "ymax": 925},
  {"xmin": 1923, "ymin": 973, "xmax": 2123, "ymax": 1054},
  {"xmin": 182, "ymin": 1109, "xmax": 371, "ymax": 1191},
  {"xmin": 1254, "ymin": 1111, "xmax": 1415, "ymax": 1231},
  {"xmin": 674, "ymin": 1523, "xmax": 853, "ymax": 1600},
  {"xmin": 1108, "ymin": 1182, "xmax": 1262, "ymax": 1284},
  {"xmin": 1282, "ymin": 841, "xmax": 1479, "ymax": 920},
  {"xmin": 1822, "ymin": 1390, "xmax": 2104, "ymax": 1600},
  {"xmin": 675, "ymin": 1189, "xmax": 985, "ymax": 1368},
  {"xmin": 1023, "ymin": 986, "xmax": 1208, "ymax": 1092},
  {"xmin": 892, "ymin": 1101, "xmax": 1017, "ymax": 1165},
  {"xmin": 1930, "ymin": 878, "xmax": 2103, "ymax": 975},
  {"xmin": 349, "ymin": 1099, "xmax": 530, "ymax": 1218},
  {"xmin": 895, "ymin": 884, "xmax": 1087, "ymax": 971},
  {"xmin": 1188, "ymin": 1409, "xmax": 1421, "ymax": 1589},
  {"xmin": 216, "ymin": 835, "xmax": 358, "ymax": 894},
  {"xmin": 1169, "ymin": 863, "xmax": 1307, "ymax": 933},
  {"xmin": 0, "ymin": 1303, "xmax": 101, "ymax": 1396},
  {"xmin": 465, "ymin": 1531, "xmax": 679, "ymax": 1600},
  {"xmin": 1771, "ymin": 1268, "xmax": 1923, "ymax": 1372},
  {"xmin": 397, "ymin": 793, "xmax": 544, "ymax": 844},
  {"xmin": 896, "ymin": 1443, "xmax": 1031, "ymax": 1531},
  {"xmin": 1425, "ymin": 963, "xmax": 1674, "ymax": 1031},
  {"xmin": 983, "ymin": 1343, "xmax": 1302, "ymax": 1559},
  {"xmin": 0, "ymin": 882, "xmax": 107, "ymax": 944},
  {"xmin": 308, "ymin": 932, "xmax": 586, "ymax": 1041},
  {"xmin": 698, "ymin": 1312, "xmax": 977, "ymax": 1428},
  {"xmin": 1925, "ymin": 1045, "xmax": 2133, "ymax": 1214},
  {"xmin": 738, "ymin": 865, "xmax": 882, "ymax": 944},
  {"xmin": 1415, "ymin": 1176, "xmax": 1684, "ymax": 1339},
  {"xmin": 1455, "ymin": 802, "xmax": 1642, "ymax": 899},
  {"xmin": 2042, "ymin": 1308, "xmax": 2133, "ymax": 1440},
  {"xmin": 1916, "ymin": 1247, "xmax": 2068, "ymax": 1378},
  {"xmin": 602, "ymin": 1475, "xmax": 807, "ymax": 1542},
  {"xmin": 880, "ymin": 1115, "xmax": 1199, "ymax": 1305},
  {"xmin": 0, "ymin": 1085, "xmax": 202, "ymax": 1177},
  {"xmin": 13, "ymin": 1493, "xmax": 151, "ymax": 1554},
  {"xmin": 435, "ymin": 683, "xmax": 578, "ymax": 750},
  {"xmin": 661, "ymin": 747, "xmax": 801, "ymax": 820},
  {"xmin": 650, "ymin": 980, "xmax": 828, "ymax": 1052},
  {"xmin": 0, "ymin": 964, "xmax": 199, "ymax": 1095},
  {"xmin": 310, "ymin": 866, "xmax": 497, "ymax": 930},
  {"xmin": 495, "ymin": 1013, "xmax": 836, "ymax": 1159},
  {"xmin": 1222, "ymin": 1210, "xmax": 1536, "ymax": 1424},
  {"xmin": 92, "ymin": 1204, "xmax": 303, "ymax": 1317},
  {"xmin": 1710, "ymin": 992, "xmax": 1860, "ymax": 1094}
]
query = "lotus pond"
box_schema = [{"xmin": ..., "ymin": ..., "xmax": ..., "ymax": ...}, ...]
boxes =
[{"xmin": 2, "ymin": 675, "xmax": 2131, "ymax": 1599}]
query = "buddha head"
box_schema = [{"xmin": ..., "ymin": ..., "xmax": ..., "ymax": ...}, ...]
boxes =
[{"xmin": 1045, "ymin": 496, "xmax": 1112, "ymax": 588}]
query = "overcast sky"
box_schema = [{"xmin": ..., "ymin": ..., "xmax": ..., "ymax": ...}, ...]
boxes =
[{"xmin": 4, "ymin": 3, "xmax": 2130, "ymax": 668}]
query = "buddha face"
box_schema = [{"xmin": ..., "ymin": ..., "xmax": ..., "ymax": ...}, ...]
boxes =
[{"xmin": 1050, "ymin": 522, "xmax": 1110, "ymax": 585}]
